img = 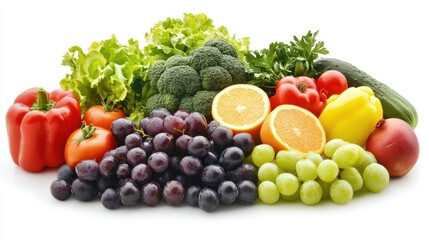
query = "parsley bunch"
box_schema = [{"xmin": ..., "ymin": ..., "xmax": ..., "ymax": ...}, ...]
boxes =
[{"xmin": 245, "ymin": 31, "xmax": 329, "ymax": 96}]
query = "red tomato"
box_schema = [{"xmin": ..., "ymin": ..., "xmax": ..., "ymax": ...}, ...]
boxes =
[
  {"xmin": 65, "ymin": 124, "xmax": 117, "ymax": 167},
  {"xmin": 83, "ymin": 105, "xmax": 126, "ymax": 130},
  {"xmin": 316, "ymin": 70, "xmax": 348, "ymax": 98}
]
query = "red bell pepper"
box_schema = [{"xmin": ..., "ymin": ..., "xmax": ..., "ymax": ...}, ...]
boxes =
[
  {"xmin": 6, "ymin": 87, "xmax": 81, "ymax": 172},
  {"xmin": 270, "ymin": 76, "xmax": 327, "ymax": 116}
]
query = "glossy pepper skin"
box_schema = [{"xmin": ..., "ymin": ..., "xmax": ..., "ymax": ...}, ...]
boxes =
[
  {"xmin": 319, "ymin": 86, "xmax": 383, "ymax": 147},
  {"xmin": 270, "ymin": 76, "xmax": 326, "ymax": 116},
  {"xmin": 6, "ymin": 87, "xmax": 81, "ymax": 172}
]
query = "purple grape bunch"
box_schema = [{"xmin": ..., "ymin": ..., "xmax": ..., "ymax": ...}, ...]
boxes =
[{"xmin": 50, "ymin": 108, "xmax": 258, "ymax": 212}]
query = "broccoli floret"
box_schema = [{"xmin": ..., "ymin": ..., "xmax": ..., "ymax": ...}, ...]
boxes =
[
  {"xmin": 147, "ymin": 60, "xmax": 167, "ymax": 87},
  {"xmin": 145, "ymin": 93, "xmax": 180, "ymax": 115},
  {"xmin": 179, "ymin": 96, "xmax": 194, "ymax": 112},
  {"xmin": 200, "ymin": 66, "xmax": 233, "ymax": 91},
  {"xmin": 188, "ymin": 46, "xmax": 223, "ymax": 71},
  {"xmin": 165, "ymin": 55, "xmax": 190, "ymax": 68},
  {"xmin": 192, "ymin": 91, "xmax": 218, "ymax": 121},
  {"xmin": 219, "ymin": 55, "xmax": 247, "ymax": 84},
  {"xmin": 204, "ymin": 38, "xmax": 238, "ymax": 58},
  {"xmin": 157, "ymin": 65, "xmax": 201, "ymax": 97}
]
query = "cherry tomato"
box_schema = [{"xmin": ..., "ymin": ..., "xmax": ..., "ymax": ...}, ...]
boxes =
[
  {"xmin": 65, "ymin": 124, "xmax": 117, "ymax": 167},
  {"xmin": 83, "ymin": 105, "xmax": 126, "ymax": 130},
  {"xmin": 316, "ymin": 70, "xmax": 348, "ymax": 98}
]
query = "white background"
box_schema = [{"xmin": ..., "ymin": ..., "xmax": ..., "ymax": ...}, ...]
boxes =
[{"xmin": 1, "ymin": 0, "xmax": 428, "ymax": 239}]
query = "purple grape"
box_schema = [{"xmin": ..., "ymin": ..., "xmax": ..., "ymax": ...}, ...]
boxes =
[
  {"xmin": 116, "ymin": 163, "xmax": 131, "ymax": 179},
  {"xmin": 126, "ymin": 147, "xmax": 147, "ymax": 166},
  {"xmin": 97, "ymin": 176, "xmax": 119, "ymax": 193},
  {"xmin": 202, "ymin": 152, "xmax": 218, "ymax": 166},
  {"xmin": 217, "ymin": 181, "xmax": 238, "ymax": 204},
  {"xmin": 163, "ymin": 115, "xmax": 187, "ymax": 138},
  {"xmin": 56, "ymin": 164, "xmax": 76, "ymax": 184},
  {"xmin": 211, "ymin": 125, "xmax": 233, "ymax": 151},
  {"xmin": 174, "ymin": 109, "xmax": 190, "ymax": 120},
  {"xmin": 152, "ymin": 132, "xmax": 175, "ymax": 155},
  {"xmin": 187, "ymin": 135, "xmax": 210, "ymax": 158},
  {"xmin": 168, "ymin": 155, "xmax": 181, "ymax": 173},
  {"xmin": 140, "ymin": 141, "xmax": 154, "ymax": 156},
  {"xmin": 131, "ymin": 164, "xmax": 152, "ymax": 185},
  {"xmin": 50, "ymin": 179, "xmax": 71, "ymax": 201},
  {"xmin": 219, "ymin": 146, "xmax": 244, "ymax": 171},
  {"xmin": 120, "ymin": 182, "xmax": 140, "ymax": 206},
  {"xmin": 148, "ymin": 152, "xmax": 169, "ymax": 173},
  {"xmin": 185, "ymin": 112, "xmax": 208, "ymax": 136},
  {"xmin": 198, "ymin": 188, "xmax": 220, "ymax": 212},
  {"xmin": 179, "ymin": 156, "xmax": 203, "ymax": 178},
  {"xmin": 226, "ymin": 163, "xmax": 258, "ymax": 184},
  {"xmin": 185, "ymin": 185, "xmax": 201, "ymax": 207},
  {"xmin": 146, "ymin": 117, "xmax": 164, "ymax": 137},
  {"xmin": 75, "ymin": 160, "xmax": 99, "ymax": 181},
  {"xmin": 99, "ymin": 155, "xmax": 118, "ymax": 177},
  {"xmin": 236, "ymin": 180, "xmax": 257, "ymax": 205},
  {"xmin": 141, "ymin": 181, "xmax": 162, "ymax": 206},
  {"xmin": 153, "ymin": 170, "xmax": 174, "ymax": 188},
  {"xmin": 114, "ymin": 145, "xmax": 128, "ymax": 163},
  {"xmin": 201, "ymin": 165, "xmax": 225, "ymax": 188},
  {"xmin": 71, "ymin": 178, "xmax": 98, "ymax": 202},
  {"xmin": 207, "ymin": 120, "xmax": 220, "ymax": 139},
  {"xmin": 232, "ymin": 133, "xmax": 255, "ymax": 156},
  {"xmin": 163, "ymin": 180, "xmax": 185, "ymax": 206},
  {"xmin": 139, "ymin": 117, "xmax": 150, "ymax": 132},
  {"xmin": 111, "ymin": 118, "xmax": 136, "ymax": 145},
  {"xmin": 150, "ymin": 108, "xmax": 172, "ymax": 119},
  {"xmin": 101, "ymin": 188, "xmax": 121, "ymax": 209},
  {"xmin": 125, "ymin": 133, "xmax": 143, "ymax": 149},
  {"xmin": 175, "ymin": 135, "xmax": 193, "ymax": 154}
]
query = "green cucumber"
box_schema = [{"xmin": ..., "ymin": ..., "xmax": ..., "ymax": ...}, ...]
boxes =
[{"xmin": 314, "ymin": 58, "xmax": 418, "ymax": 128}]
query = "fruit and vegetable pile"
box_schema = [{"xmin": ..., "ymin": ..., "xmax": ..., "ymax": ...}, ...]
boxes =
[{"xmin": 5, "ymin": 13, "xmax": 420, "ymax": 212}]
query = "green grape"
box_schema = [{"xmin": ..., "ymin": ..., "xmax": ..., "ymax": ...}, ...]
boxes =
[
  {"xmin": 296, "ymin": 159, "xmax": 318, "ymax": 181},
  {"xmin": 363, "ymin": 163, "xmax": 389, "ymax": 193},
  {"xmin": 280, "ymin": 185, "xmax": 301, "ymax": 201},
  {"xmin": 258, "ymin": 181, "xmax": 280, "ymax": 204},
  {"xmin": 258, "ymin": 162, "xmax": 281, "ymax": 182},
  {"xmin": 276, "ymin": 173, "xmax": 299, "ymax": 196},
  {"xmin": 332, "ymin": 144, "xmax": 359, "ymax": 169},
  {"xmin": 300, "ymin": 180, "xmax": 322, "ymax": 205},
  {"xmin": 275, "ymin": 150, "xmax": 303, "ymax": 172},
  {"xmin": 305, "ymin": 152, "xmax": 323, "ymax": 167},
  {"xmin": 349, "ymin": 144, "xmax": 366, "ymax": 166},
  {"xmin": 317, "ymin": 159, "xmax": 339, "ymax": 182},
  {"xmin": 355, "ymin": 151, "xmax": 377, "ymax": 173},
  {"xmin": 330, "ymin": 179, "xmax": 353, "ymax": 204},
  {"xmin": 340, "ymin": 167, "xmax": 363, "ymax": 191},
  {"xmin": 324, "ymin": 139, "xmax": 348, "ymax": 158},
  {"xmin": 251, "ymin": 144, "xmax": 275, "ymax": 167},
  {"xmin": 317, "ymin": 178, "xmax": 335, "ymax": 199}
]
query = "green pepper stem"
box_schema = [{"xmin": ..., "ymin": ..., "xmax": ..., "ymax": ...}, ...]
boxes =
[{"xmin": 31, "ymin": 88, "xmax": 55, "ymax": 112}]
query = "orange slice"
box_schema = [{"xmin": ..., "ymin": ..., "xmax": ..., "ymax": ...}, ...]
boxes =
[
  {"xmin": 212, "ymin": 84, "xmax": 270, "ymax": 142},
  {"xmin": 260, "ymin": 104, "xmax": 326, "ymax": 154}
]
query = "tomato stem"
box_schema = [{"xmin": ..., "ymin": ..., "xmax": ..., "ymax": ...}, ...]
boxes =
[{"xmin": 73, "ymin": 122, "xmax": 97, "ymax": 145}]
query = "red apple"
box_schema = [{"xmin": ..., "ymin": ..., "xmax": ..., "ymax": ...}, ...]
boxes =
[{"xmin": 366, "ymin": 118, "xmax": 419, "ymax": 177}]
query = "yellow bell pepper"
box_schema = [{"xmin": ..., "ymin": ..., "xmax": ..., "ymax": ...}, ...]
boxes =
[{"xmin": 319, "ymin": 86, "xmax": 383, "ymax": 147}]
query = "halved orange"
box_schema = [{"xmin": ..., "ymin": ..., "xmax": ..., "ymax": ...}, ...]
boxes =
[
  {"xmin": 260, "ymin": 104, "xmax": 326, "ymax": 154},
  {"xmin": 212, "ymin": 84, "xmax": 271, "ymax": 143}
]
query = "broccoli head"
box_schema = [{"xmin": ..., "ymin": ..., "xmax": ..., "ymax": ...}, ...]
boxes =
[
  {"xmin": 179, "ymin": 96, "xmax": 195, "ymax": 112},
  {"xmin": 145, "ymin": 93, "xmax": 180, "ymax": 115},
  {"xmin": 147, "ymin": 60, "xmax": 166, "ymax": 87},
  {"xmin": 192, "ymin": 90, "xmax": 218, "ymax": 121},
  {"xmin": 157, "ymin": 65, "xmax": 201, "ymax": 97},
  {"xmin": 165, "ymin": 55, "xmax": 190, "ymax": 68},
  {"xmin": 200, "ymin": 66, "xmax": 233, "ymax": 91},
  {"xmin": 204, "ymin": 38, "xmax": 238, "ymax": 58},
  {"xmin": 219, "ymin": 55, "xmax": 247, "ymax": 84},
  {"xmin": 188, "ymin": 46, "xmax": 223, "ymax": 71}
]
